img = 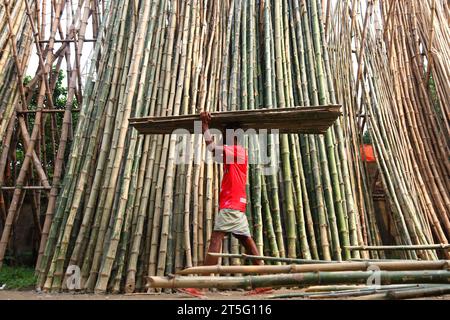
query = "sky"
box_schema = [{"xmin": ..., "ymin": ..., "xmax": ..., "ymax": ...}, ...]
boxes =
[{"xmin": 26, "ymin": 1, "xmax": 96, "ymax": 87}]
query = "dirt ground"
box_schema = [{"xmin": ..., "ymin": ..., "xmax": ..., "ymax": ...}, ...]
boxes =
[
  {"xmin": 2, "ymin": 289, "xmax": 283, "ymax": 300},
  {"xmin": 0, "ymin": 290, "xmax": 449, "ymax": 300}
]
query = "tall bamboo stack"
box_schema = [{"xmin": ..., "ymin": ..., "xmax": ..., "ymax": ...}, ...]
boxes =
[
  {"xmin": 1, "ymin": 0, "xmax": 448, "ymax": 294},
  {"xmin": 33, "ymin": 0, "xmax": 392, "ymax": 293},
  {"xmin": 327, "ymin": 0, "xmax": 449, "ymax": 261}
]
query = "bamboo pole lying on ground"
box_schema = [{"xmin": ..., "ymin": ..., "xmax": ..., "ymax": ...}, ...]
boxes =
[
  {"xmin": 346, "ymin": 244, "xmax": 450, "ymax": 251},
  {"xmin": 303, "ymin": 284, "xmax": 410, "ymax": 292},
  {"xmin": 357, "ymin": 285, "xmax": 450, "ymax": 300},
  {"xmin": 147, "ymin": 270, "xmax": 450, "ymax": 289},
  {"xmin": 269, "ymin": 284, "xmax": 444, "ymax": 299},
  {"xmin": 177, "ymin": 260, "xmax": 450, "ymax": 275}
]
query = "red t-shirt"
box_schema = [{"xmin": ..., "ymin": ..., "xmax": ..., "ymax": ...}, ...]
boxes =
[{"xmin": 219, "ymin": 145, "xmax": 248, "ymax": 212}]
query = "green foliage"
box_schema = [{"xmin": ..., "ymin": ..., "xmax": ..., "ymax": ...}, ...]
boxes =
[
  {"xmin": 428, "ymin": 75, "xmax": 443, "ymax": 120},
  {"xmin": 23, "ymin": 68, "xmax": 73, "ymax": 110},
  {"xmin": 0, "ymin": 266, "xmax": 36, "ymax": 290},
  {"xmin": 362, "ymin": 130, "xmax": 372, "ymax": 145}
]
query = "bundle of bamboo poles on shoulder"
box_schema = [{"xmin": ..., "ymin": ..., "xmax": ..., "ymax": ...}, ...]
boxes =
[{"xmin": 35, "ymin": 0, "xmax": 389, "ymax": 294}]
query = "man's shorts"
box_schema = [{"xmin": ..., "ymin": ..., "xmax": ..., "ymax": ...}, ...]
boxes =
[{"xmin": 214, "ymin": 208, "xmax": 251, "ymax": 237}]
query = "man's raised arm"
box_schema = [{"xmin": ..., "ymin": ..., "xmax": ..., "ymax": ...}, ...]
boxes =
[{"xmin": 200, "ymin": 111, "xmax": 223, "ymax": 156}]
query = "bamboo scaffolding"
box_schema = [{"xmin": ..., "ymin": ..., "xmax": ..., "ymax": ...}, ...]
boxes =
[{"xmin": 0, "ymin": 0, "xmax": 103, "ymax": 269}]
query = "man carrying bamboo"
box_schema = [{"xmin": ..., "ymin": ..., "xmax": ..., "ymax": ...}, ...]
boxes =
[
  {"xmin": 200, "ymin": 111, "xmax": 262, "ymax": 266},
  {"xmin": 179, "ymin": 112, "xmax": 272, "ymax": 297}
]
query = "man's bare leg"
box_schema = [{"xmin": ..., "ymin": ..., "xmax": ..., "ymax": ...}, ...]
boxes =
[
  {"xmin": 204, "ymin": 231, "xmax": 227, "ymax": 265},
  {"xmin": 180, "ymin": 231, "xmax": 227, "ymax": 297},
  {"xmin": 235, "ymin": 234, "xmax": 273, "ymax": 295},
  {"xmin": 235, "ymin": 234, "xmax": 263, "ymax": 265}
]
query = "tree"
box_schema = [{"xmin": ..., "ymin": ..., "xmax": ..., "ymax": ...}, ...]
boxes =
[{"xmin": 362, "ymin": 130, "xmax": 372, "ymax": 145}]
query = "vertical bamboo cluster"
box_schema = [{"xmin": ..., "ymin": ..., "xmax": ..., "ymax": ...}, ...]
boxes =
[
  {"xmin": 34, "ymin": 0, "xmax": 392, "ymax": 294},
  {"xmin": 327, "ymin": 0, "xmax": 449, "ymax": 260},
  {"xmin": 2, "ymin": 0, "xmax": 447, "ymax": 295}
]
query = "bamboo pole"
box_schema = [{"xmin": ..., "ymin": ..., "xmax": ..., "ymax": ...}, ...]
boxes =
[
  {"xmin": 346, "ymin": 244, "xmax": 450, "ymax": 251},
  {"xmin": 269, "ymin": 284, "xmax": 441, "ymax": 299},
  {"xmin": 207, "ymin": 253, "xmax": 336, "ymax": 265},
  {"xmin": 147, "ymin": 270, "xmax": 450, "ymax": 289},
  {"xmin": 363, "ymin": 285, "xmax": 450, "ymax": 300},
  {"xmin": 178, "ymin": 260, "xmax": 450, "ymax": 275}
]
